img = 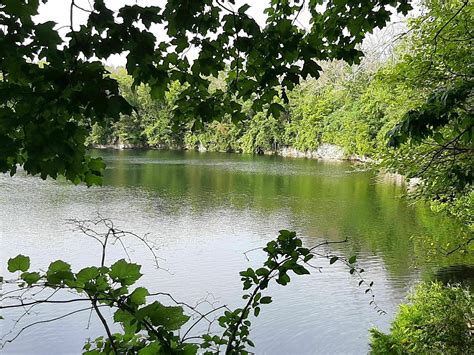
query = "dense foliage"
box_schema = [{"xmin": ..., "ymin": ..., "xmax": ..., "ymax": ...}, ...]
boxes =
[
  {"xmin": 370, "ymin": 282, "xmax": 473, "ymax": 354},
  {"xmin": 384, "ymin": 0, "xmax": 473, "ymax": 231}
]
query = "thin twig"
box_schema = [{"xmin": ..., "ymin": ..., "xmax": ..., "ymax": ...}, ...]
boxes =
[{"xmin": 90, "ymin": 296, "xmax": 118, "ymax": 355}]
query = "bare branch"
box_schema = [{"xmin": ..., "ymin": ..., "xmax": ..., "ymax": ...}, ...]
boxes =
[{"xmin": 0, "ymin": 307, "xmax": 96, "ymax": 348}]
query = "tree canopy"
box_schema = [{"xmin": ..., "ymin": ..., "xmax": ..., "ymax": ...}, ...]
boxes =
[{"xmin": 0, "ymin": 0, "xmax": 412, "ymax": 184}]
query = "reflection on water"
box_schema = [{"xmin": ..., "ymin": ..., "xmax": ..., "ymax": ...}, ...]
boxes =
[
  {"xmin": 434, "ymin": 265, "xmax": 474, "ymax": 287},
  {"xmin": 0, "ymin": 150, "xmax": 471, "ymax": 354}
]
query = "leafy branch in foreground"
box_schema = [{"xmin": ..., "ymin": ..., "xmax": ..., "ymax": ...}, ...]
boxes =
[{"xmin": 1, "ymin": 218, "xmax": 381, "ymax": 354}]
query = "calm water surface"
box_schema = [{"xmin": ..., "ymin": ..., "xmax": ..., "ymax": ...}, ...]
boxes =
[{"xmin": 0, "ymin": 150, "xmax": 470, "ymax": 354}]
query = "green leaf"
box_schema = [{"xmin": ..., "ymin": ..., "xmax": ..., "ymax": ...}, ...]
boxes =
[
  {"xmin": 329, "ymin": 256, "xmax": 338, "ymax": 264},
  {"xmin": 3, "ymin": 0, "xmax": 37, "ymax": 18},
  {"xmin": 88, "ymin": 157, "xmax": 106, "ymax": 172},
  {"xmin": 138, "ymin": 341, "xmax": 161, "ymax": 355},
  {"xmin": 267, "ymin": 102, "xmax": 284, "ymax": 118},
  {"xmin": 35, "ymin": 21, "xmax": 62, "ymax": 47},
  {"xmin": 293, "ymin": 265, "xmax": 310, "ymax": 275},
  {"xmin": 348, "ymin": 255, "xmax": 357, "ymax": 264},
  {"xmin": 113, "ymin": 308, "xmax": 134, "ymax": 325},
  {"xmin": 21, "ymin": 272, "xmax": 41, "ymax": 285},
  {"xmin": 182, "ymin": 344, "xmax": 198, "ymax": 355},
  {"xmin": 260, "ymin": 296, "xmax": 272, "ymax": 304},
  {"xmin": 138, "ymin": 301, "xmax": 190, "ymax": 331},
  {"xmin": 85, "ymin": 173, "xmax": 103, "ymax": 187},
  {"xmin": 254, "ymin": 306, "xmax": 260, "ymax": 317},
  {"xmin": 48, "ymin": 260, "xmax": 71, "ymax": 273},
  {"xmin": 77, "ymin": 267, "xmax": 100, "ymax": 283},
  {"xmin": 255, "ymin": 268, "xmax": 269, "ymax": 277},
  {"xmin": 276, "ymin": 272, "xmax": 290, "ymax": 286},
  {"xmin": 8, "ymin": 255, "xmax": 30, "ymax": 272},
  {"xmin": 238, "ymin": 4, "xmax": 251, "ymax": 14},
  {"xmin": 302, "ymin": 60, "xmax": 322, "ymax": 79},
  {"xmin": 46, "ymin": 260, "xmax": 74, "ymax": 284},
  {"xmin": 129, "ymin": 287, "xmax": 149, "ymax": 305},
  {"xmin": 109, "ymin": 259, "xmax": 142, "ymax": 286}
]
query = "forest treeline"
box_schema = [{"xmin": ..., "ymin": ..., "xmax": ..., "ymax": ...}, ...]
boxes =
[{"xmin": 89, "ymin": 52, "xmax": 412, "ymax": 158}]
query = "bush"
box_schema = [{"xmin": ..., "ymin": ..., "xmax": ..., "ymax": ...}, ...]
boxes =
[{"xmin": 370, "ymin": 282, "xmax": 473, "ymax": 354}]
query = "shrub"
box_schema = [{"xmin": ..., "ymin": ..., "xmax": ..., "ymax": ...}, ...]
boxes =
[{"xmin": 370, "ymin": 282, "xmax": 473, "ymax": 354}]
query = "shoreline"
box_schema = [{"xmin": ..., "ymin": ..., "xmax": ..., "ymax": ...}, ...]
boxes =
[{"xmin": 91, "ymin": 142, "xmax": 374, "ymax": 163}]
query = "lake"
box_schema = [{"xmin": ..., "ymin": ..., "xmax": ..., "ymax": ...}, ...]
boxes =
[{"xmin": 0, "ymin": 150, "xmax": 470, "ymax": 354}]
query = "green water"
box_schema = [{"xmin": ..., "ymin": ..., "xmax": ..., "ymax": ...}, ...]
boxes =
[{"xmin": 0, "ymin": 149, "xmax": 471, "ymax": 354}]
